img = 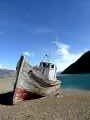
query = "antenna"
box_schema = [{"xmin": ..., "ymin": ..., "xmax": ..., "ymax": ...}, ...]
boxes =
[{"xmin": 42, "ymin": 54, "xmax": 50, "ymax": 62}]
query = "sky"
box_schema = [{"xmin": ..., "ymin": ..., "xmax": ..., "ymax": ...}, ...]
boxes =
[{"xmin": 0, "ymin": 0, "xmax": 90, "ymax": 71}]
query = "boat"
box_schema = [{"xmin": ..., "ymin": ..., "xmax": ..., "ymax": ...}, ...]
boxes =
[{"xmin": 13, "ymin": 55, "xmax": 61, "ymax": 103}]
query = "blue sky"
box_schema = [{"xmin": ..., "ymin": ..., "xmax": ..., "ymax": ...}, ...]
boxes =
[{"xmin": 0, "ymin": 0, "xmax": 90, "ymax": 71}]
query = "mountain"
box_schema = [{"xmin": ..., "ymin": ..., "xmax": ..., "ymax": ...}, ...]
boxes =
[
  {"xmin": 62, "ymin": 51, "xmax": 90, "ymax": 74},
  {"xmin": 0, "ymin": 69, "xmax": 16, "ymax": 78}
]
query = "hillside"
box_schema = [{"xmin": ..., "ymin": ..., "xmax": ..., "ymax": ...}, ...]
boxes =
[
  {"xmin": 62, "ymin": 51, "xmax": 90, "ymax": 74},
  {"xmin": 0, "ymin": 69, "xmax": 15, "ymax": 78}
]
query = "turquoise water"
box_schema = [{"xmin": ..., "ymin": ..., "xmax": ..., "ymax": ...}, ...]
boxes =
[{"xmin": 57, "ymin": 74, "xmax": 90, "ymax": 90}]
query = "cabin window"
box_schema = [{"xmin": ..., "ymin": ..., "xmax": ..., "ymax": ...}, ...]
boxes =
[
  {"xmin": 51, "ymin": 65, "xmax": 54, "ymax": 68},
  {"xmin": 42, "ymin": 63, "xmax": 49, "ymax": 67},
  {"xmin": 43, "ymin": 63, "xmax": 46, "ymax": 67}
]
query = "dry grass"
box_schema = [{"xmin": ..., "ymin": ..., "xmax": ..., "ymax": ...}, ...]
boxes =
[{"xmin": 0, "ymin": 90, "xmax": 89, "ymax": 120}]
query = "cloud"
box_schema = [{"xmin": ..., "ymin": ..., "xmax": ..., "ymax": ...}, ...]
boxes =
[
  {"xmin": 0, "ymin": 64, "xmax": 3, "ymax": 68},
  {"xmin": 23, "ymin": 51, "xmax": 34, "ymax": 57},
  {"xmin": 35, "ymin": 28, "xmax": 53, "ymax": 33},
  {"xmin": 0, "ymin": 64, "xmax": 15, "ymax": 70},
  {"xmin": 29, "ymin": 27, "xmax": 53, "ymax": 34},
  {"xmin": 53, "ymin": 41, "xmax": 70, "ymax": 56},
  {"xmin": 53, "ymin": 41, "xmax": 86, "ymax": 72}
]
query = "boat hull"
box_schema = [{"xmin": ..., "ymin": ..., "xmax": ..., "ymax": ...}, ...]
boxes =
[{"xmin": 13, "ymin": 56, "xmax": 61, "ymax": 103}]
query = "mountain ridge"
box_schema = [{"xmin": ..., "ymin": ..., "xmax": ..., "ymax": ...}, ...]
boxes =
[
  {"xmin": 62, "ymin": 51, "xmax": 90, "ymax": 74},
  {"xmin": 0, "ymin": 69, "xmax": 16, "ymax": 78}
]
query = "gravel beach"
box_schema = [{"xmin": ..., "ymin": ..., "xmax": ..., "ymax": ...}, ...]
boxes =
[{"xmin": 0, "ymin": 90, "xmax": 90, "ymax": 120}]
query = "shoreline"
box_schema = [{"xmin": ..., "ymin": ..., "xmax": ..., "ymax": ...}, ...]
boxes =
[{"xmin": 63, "ymin": 88, "xmax": 90, "ymax": 94}]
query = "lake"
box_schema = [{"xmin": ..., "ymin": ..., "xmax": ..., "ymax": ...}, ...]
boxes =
[{"xmin": 57, "ymin": 74, "xmax": 90, "ymax": 91}]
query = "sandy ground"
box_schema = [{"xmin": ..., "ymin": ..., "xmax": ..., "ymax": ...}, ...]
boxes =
[
  {"xmin": 0, "ymin": 77, "xmax": 90, "ymax": 120},
  {"xmin": 0, "ymin": 90, "xmax": 89, "ymax": 120},
  {"xmin": 0, "ymin": 77, "xmax": 15, "ymax": 93}
]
